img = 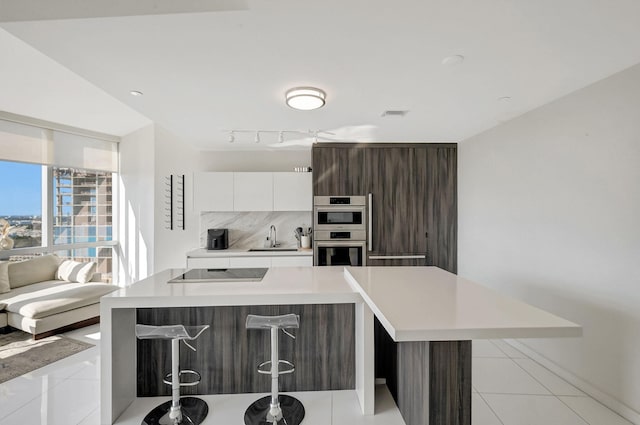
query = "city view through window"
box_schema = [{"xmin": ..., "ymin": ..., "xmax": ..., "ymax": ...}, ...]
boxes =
[
  {"xmin": 0, "ymin": 160, "xmax": 114, "ymax": 281},
  {"xmin": 0, "ymin": 160, "xmax": 42, "ymax": 248}
]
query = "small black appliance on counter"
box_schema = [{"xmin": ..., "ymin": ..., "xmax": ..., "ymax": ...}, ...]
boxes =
[{"xmin": 207, "ymin": 228, "xmax": 229, "ymax": 250}]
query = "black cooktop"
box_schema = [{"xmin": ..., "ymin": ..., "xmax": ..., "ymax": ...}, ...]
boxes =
[{"xmin": 168, "ymin": 268, "xmax": 268, "ymax": 283}]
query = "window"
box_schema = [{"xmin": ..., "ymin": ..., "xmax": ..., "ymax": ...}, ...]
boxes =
[
  {"xmin": 0, "ymin": 114, "xmax": 119, "ymax": 282},
  {"xmin": 0, "ymin": 160, "xmax": 43, "ymax": 248},
  {"xmin": 0, "ymin": 161, "xmax": 116, "ymax": 282}
]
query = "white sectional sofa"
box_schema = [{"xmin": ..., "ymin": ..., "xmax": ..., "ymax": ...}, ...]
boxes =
[{"xmin": 0, "ymin": 254, "xmax": 117, "ymax": 339}]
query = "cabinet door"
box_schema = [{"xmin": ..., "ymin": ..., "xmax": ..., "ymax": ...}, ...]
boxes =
[
  {"xmin": 365, "ymin": 147, "xmax": 427, "ymax": 256},
  {"xmin": 193, "ymin": 172, "xmax": 234, "ymax": 211},
  {"xmin": 271, "ymin": 256, "xmax": 313, "ymax": 267},
  {"xmin": 228, "ymin": 257, "xmax": 272, "ymax": 268},
  {"xmin": 312, "ymin": 145, "xmax": 367, "ymax": 196},
  {"xmin": 273, "ymin": 172, "xmax": 312, "ymax": 211},
  {"xmin": 234, "ymin": 172, "xmax": 273, "ymax": 211},
  {"xmin": 424, "ymin": 147, "xmax": 457, "ymax": 273},
  {"xmin": 186, "ymin": 257, "xmax": 230, "ymax": 268}
]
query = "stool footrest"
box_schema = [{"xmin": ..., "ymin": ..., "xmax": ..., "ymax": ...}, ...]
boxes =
[
  {"xmin": 257, "ymin": 360, "xmax": 295, "ymax": 375},
  {"xmin": 163, "ymin": 369, "xmax": 202, "ymax": 387}
]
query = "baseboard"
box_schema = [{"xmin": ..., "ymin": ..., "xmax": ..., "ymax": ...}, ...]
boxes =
[{"xmin": 505, "ymin": 339, "xmax": 640, "ymax": 425}]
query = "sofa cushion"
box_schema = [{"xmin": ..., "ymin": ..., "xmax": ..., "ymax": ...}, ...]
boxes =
[
  {"xmin": 8, "ymin": 254, "xmax": 61, "ymax": 289},
  {"xmin": 56, "ymin": 260, "xmax": 97, "ymax": 283},
  {"xmin": 0, "ymin": 301, "xmax": 6, "ymax": 311},
  {"xmin": 0, "ymin": 280, "xmax": 117, "ymax": 319},
  {"xmin": 0, "ymin": 261, "xmax": 9, "ymax": 294}
]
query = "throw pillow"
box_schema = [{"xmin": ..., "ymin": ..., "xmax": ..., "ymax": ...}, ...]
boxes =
[
  {"xmin": 0, "ymin": 261, "xmax": 9, "ymax": 294},
  {"xmin": 56, "ymin": 260, "xmax": 97, "ymax": 284}
]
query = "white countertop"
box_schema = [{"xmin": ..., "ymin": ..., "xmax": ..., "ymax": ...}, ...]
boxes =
[
  {"xmin": 187, "ymin": 247, "xmax": 313, "ymax": 257},
  {"xmin": 102, "ymin": 267, "xmax": 357, "ymax": 308},
  {"xmin": 344, "ymin": 266, "xmax": 582, "ymax": 341},
  {"xmin": 103, "ymin": 266, "xmax": 581, "ymax": 341}
]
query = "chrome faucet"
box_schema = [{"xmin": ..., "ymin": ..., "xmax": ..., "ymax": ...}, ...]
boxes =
[{"xmin": 269, "ymin": 225, "xmax": 278, "ymax": 248}]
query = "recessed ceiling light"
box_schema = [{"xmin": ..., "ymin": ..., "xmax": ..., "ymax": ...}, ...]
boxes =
[
  {"xmin": 381, "ymin": 110, "xmax": 410, "ymax": 117},
  {"xmin": 441, "ymin": 55, "xmax": 465, "ymax": 66},
  {"xmin": 130, "ymin": 90, "xmax": 143, "ymax": 96},
  {"xmin": 498, "ymin": 96, "xmax": 512, "ymax": 103},
  {"xmin": 285, "ymin": 87, "xmax": 326, "ymax": 110}
]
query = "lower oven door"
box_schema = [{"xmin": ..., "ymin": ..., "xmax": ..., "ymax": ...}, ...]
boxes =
[{"xmin": 314, "ymin": 240, "xmax": 366, "ymax": 266}]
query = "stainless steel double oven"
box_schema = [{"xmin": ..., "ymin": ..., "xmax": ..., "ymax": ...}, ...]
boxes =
[{"xmin": 313, "ymin": 196, "xmax": 367, "ymax": 266}]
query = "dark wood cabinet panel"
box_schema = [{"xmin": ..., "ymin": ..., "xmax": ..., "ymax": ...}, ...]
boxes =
[
  {"xmin": 137, "ymin": 304, "xmax": 355, "ymax": 396},
  {"xmin": 423, "ymin": 147, "xmax": 457, "ymax": 273},
  {"xmin": 312, "ymin": 142, "xmax": 456, "ymax": 270},
  {"xmin": 429, "ymin": 340, "xmax": 471, "ymax": 425},
  {"xmin": 312, "ymin": 145, "xmax": 367, "ymax": 196},
  {"xmin": 365, "ymin": 147, "xmax": 427, "ymax": 256}
]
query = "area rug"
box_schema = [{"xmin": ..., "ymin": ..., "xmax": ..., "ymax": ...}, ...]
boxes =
[{"xmin": 0, "ymin": 330, "xmax": 94, "ymax": 383}]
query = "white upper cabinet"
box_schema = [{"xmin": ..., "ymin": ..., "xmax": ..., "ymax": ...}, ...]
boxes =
[
  {"xmin": 193, "ymin": 172, "xmax": 234, "ymax": 211},
  {"xmin": 193, "ymin": 172, "xmax": 312, "ymax": 212},
  {"xmin": 273, "ymin": 172, "xmax": 313, "ymax": 211},
  {"xmin": 233, "ymin": 172, "xmax": 274, "ymax": 211}
]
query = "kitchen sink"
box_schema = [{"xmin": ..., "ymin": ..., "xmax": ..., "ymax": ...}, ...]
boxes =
[{"xmin": 248, "ymin": 248, "xmax": 298, "ymax": 252}]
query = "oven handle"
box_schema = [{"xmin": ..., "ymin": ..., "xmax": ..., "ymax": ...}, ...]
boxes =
[
  {"xmin": 368, "ymin": 193, "xmax": 372, "ymax": 251},
  {"xmin": 314, "ymin": 240, "xmax": 367, "ymax": 247},
  {"xmin": 368, "ymin": 255, "xmax": 426, "ymax": 260}
]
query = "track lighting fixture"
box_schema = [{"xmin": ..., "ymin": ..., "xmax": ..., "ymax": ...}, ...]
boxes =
[{"xmin": 222, "ymin": 128, "xmax": 335, "ymax": 145}]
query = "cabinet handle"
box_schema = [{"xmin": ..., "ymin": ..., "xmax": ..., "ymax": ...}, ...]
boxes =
[
  {"xmin": 368, "ymin": 255, "xmax": 426, "ymax": 260},
  {"xmin": 368, "ymin": 193, "xmax": 372, "ymax": 251}
]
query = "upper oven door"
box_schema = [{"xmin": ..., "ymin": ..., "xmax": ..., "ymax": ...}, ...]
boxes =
[{"xmin": 314, "ymin": 205, "xmax": 366, "ymax": 231}]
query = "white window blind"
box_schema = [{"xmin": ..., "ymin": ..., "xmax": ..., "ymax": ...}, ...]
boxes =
[{"xmin": 0, "ymin": 117, "xmax": 118, "ymax": 172}]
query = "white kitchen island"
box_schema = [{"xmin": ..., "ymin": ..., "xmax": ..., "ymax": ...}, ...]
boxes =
[{"xmin": 100, "ymin": 266, "xmax": 580, "ymax": 425}]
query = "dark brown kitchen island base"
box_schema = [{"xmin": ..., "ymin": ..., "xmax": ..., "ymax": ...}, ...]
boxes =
[
  {"xmin": 378, "ymin": 325, "xmax": 472, "ymax": 425},
  {"xmin": 136, "ymin": 304, "xmax": 355, "ymax": 396}
]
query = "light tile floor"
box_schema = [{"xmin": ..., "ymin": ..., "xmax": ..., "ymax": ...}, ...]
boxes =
[{"xmin": 0, "ymin": 327, "xmax": 635, "ymax": 425}]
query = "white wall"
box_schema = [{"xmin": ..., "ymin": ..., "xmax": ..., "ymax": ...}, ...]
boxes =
[
  {"xmin": 151, "ymin": 131, "xmax": 312, "ymax": 270},
  {"xmin": 152, "ymin": 126, "xmax": 202, "ymax": 270},
  {"xmin": 196, "ymin": 150, "xmax": 310, "ymax": 172},
  {"xmin": 118, "ymin": 124, "xmax": 155, "ymax": 285},
  {"xmin": 459, "ymin": 64, "xmax": 640, "ymax": 419}
]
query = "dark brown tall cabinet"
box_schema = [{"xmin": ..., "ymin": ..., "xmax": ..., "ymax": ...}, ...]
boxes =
[
  {"xmin": 312, "ymin": 143, "xmax": 462, "ymax": 425},
  {"xmin": 311, "ymin": 143, "xmax": 457, "ymax": 273}
]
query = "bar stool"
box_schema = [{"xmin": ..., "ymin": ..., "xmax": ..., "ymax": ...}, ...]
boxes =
[
  {"xmin": 244, "ymin": 314, "xmax": 305, "ymax": 425},
  {"xmin": 135, "ymin": 324, "xmax": 210, "ymax": 425}
]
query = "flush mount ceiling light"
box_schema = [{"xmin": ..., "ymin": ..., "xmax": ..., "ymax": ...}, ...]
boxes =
[
  {"xmin": 441, "ymin": 55, "xmax": 465, "ymax": 66},
  {"xmin": 285, "ymin": 87, "xmax": 326, "ymax": 110},
  {"xmin": 129, "ymin": 90, "xmax": 144, "ymax": 96}
]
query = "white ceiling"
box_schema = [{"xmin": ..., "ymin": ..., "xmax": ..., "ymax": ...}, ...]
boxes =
[{"xmin": 2, "ymin": 0, "xmax": 640, "ymax": 150}]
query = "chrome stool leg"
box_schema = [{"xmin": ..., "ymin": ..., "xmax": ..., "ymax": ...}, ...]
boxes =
[
  {"xmin": 136, "ymin": 324, "xmax": 210, "ymax": 425},
  {"xmin": 244, "ymin": 314, "xmax": 305, "ymax": 425}
]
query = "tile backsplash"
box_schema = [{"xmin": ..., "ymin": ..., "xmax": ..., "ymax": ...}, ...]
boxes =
[{"xmin": 200, "ymin": 212, "xmax": 312, "ymax": 249}]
